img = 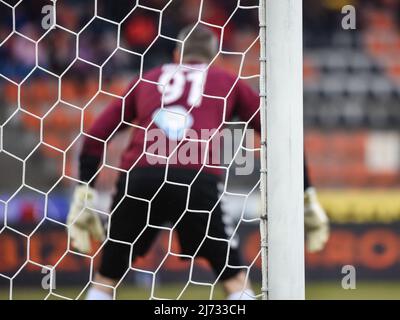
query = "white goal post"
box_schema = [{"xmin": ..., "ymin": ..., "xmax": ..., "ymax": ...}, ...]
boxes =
[{"xmin": 259, "ymin": 0, "xmax": 305, "ymax": 300}]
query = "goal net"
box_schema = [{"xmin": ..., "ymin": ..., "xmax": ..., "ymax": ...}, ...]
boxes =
[{"xmin": 0, "ymin": 0, "xmax": 303, "ymax": 300}]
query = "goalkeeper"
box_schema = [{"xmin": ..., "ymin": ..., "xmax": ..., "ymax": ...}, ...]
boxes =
[{"xmin": 67, "ymin": 25, "xmax": 329, "ymax": 300}]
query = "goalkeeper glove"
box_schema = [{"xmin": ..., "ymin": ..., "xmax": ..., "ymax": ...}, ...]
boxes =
[
  {"xmin": 304, "ymin": 187, "xmax": 329, "ymax": 253},
  {"xmin": 67, "ymin": 185, "xmax": 105, "ymax": 254}
]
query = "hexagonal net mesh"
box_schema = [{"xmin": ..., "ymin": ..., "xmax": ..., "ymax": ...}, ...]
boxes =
[{"xmin": 0, "ymin": 0, "xmax": 263, "ymax": 300}]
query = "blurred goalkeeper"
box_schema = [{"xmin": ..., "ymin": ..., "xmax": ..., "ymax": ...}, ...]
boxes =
[{"xmin": 67, "ymin": 25, "xmax": 329, "ymax": 300}]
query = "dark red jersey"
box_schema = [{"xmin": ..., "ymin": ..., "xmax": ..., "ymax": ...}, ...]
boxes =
[{"xmin": 81, "ymin": 62, "xmax": 260, "ymax": 178}]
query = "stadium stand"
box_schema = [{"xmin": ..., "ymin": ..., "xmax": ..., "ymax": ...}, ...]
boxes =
[{"xmin": 0, "ymin": 0, "xmax": 399, "ymax": 193}]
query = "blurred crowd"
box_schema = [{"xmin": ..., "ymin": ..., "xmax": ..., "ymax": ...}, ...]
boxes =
[
  {"xmin": 1, "ymin": 0, "xmax": 399, "ymax": 84},
  {"xmin": 0, "ymin": 0, "xmax": 398, "ymax": 82},
  {"xmin": 1, "ymin": 0, "xmax": 400, "ymax": 189},
  {"xmin": 304, "ymin": 0, "xmax": 400, "ymax": 47},
  {"xmin": 0, "ymin": 0, "xmax": 260, "ymax": 81}
]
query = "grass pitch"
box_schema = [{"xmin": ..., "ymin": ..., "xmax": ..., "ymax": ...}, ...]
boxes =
[{"xmin": 2, "ymin": 281, "xmax": 400, "ymax": 300}]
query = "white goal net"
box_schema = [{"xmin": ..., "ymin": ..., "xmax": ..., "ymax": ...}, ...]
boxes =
[{"xmin": 0, "ymin": 0, "xmax": 303, "ymax": 300}]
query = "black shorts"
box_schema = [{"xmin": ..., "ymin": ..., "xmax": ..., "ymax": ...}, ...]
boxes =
[{"xmin": 98, "ymin": 167, "xmax": 243, "ymax": 281}]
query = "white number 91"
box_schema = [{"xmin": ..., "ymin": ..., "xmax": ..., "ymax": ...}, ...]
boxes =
[{"xmin": 158, "ymin": 66, "xmax": 205, "ymax": 107}]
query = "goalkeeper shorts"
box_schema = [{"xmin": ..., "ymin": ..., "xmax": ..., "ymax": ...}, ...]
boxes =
[{"xmin": 98, "ymin": 167, "xmax": 243, "ymax": 281}]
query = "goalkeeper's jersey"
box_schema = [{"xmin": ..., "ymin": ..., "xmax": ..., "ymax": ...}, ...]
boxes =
[{"xmin": 81, "ymin": 62, "xmax": 260, "ymax": 178}]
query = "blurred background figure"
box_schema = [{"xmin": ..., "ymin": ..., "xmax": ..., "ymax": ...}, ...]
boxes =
[{"xmin": 0, "ymin": 0, "xmax": 400, "ymax": 299}]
